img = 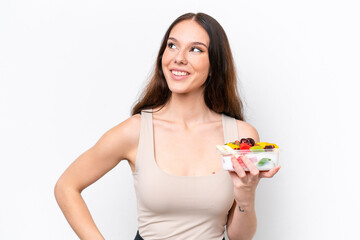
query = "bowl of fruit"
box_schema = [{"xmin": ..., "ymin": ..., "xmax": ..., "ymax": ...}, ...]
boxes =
[{"xmin": 216, "ymin": 138, "xmax": 280, "ymax": 171}]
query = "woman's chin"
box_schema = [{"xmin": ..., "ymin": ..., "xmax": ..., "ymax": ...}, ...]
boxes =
[{"xmin": 167, "ymin": 85, "xmax": 188, "ymax": 94}]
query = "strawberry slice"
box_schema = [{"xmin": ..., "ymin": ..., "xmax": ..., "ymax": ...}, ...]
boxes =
[{"xmin": 239, "ymin": 143, "xmax": 251, "ymax": 150}]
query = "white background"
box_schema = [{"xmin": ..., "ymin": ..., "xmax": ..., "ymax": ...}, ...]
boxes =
[{"xmin": 1, "ymin": 0, "xmax": 359, "ymax": 239}]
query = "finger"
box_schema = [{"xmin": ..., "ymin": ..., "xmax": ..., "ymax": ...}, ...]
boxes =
[
  {"xmin": 259, "ymin": 165, "xmax": 281, "ymax": 178},
  {"xmin": 231, "ymin": 155, "xmax": 247, "ymax": 179},
  {"xmin": 241, "ymin": 155, "xmax": 259, "ymax": 180},
  {"xmin": 228, "ymin": 171, "xmax": 243, "ymax": 187}
]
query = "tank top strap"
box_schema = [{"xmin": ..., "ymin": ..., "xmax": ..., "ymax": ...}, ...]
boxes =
[
  {"xmin": 221, "ymin": 114, "xmax": 239, "ymax": 143},
  {"xmin": 134, "ymin": 109, "xmax": 154, "ymax": 172}
]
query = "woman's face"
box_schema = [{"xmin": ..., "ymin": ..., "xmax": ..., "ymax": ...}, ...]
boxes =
[{"xmin": 161, "ymin": 20, "xmax": 210, "ymax": 95}]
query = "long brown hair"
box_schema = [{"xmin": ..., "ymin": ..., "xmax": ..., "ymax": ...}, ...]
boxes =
[{"xmin": 131, "ymin": 12, "xmax": 244, "ymax": 120}]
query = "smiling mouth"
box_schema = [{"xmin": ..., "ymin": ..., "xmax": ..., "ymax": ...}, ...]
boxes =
[{"xmin": 171, "ymin": 70, "xmax": 190, "ymax": 76}]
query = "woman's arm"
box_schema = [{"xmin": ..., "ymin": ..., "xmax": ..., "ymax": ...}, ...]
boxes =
[
  {"xmin": 54, "ymin": 114, "xmax": 140, "ymax": 239},
  {"xmin": 226, "ymin": 197, "xmax": 257, "ymax": 240},
  {"xmin": 226, "ymin": 121, "xmax": 280, "ymax": 240},
  {"xmin": 226, "ymin": 164, "xmax": 280, "ymax": 240}
]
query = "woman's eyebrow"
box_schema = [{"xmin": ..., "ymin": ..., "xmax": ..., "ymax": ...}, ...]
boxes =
[{"xmin": 168, "ymin": 37, "xmax": 208, "ymax": 48}]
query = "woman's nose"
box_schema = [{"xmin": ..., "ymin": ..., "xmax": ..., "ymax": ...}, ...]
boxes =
[{"xmin": 174, "ymin": 49, "xmax": 188, "ymax": 65}]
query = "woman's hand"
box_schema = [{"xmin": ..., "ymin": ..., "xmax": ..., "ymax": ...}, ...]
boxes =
[{"xmin": 229, "ymin": 155, "xmax": 281, "ymax": 206}]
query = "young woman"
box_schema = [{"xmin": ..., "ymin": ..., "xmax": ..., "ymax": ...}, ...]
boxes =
[{"xmin": 54, "ymin": 12, "xmax": 280, "ymax": 240}]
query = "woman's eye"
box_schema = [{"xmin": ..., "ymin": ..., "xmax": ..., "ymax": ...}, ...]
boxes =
[
  {"xmin": 191, "ymin": 47, "xmax": 203, "ymax": 53},
  {"xmin": 168, "ymin": 43, "xmax": 176, "ymax": 49}
]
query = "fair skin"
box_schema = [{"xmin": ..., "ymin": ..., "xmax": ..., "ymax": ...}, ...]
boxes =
[{"xmin": 54, "ymin": 19, "xmax": 280, "ymax": 240}]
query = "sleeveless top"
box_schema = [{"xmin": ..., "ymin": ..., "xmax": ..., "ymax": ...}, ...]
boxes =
[{"xmin": 132, "ymin": 110, "xmax": 239, "ymax": 240}]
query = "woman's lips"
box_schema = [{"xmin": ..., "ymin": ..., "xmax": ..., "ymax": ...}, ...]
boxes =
[{"xmin": 170, "ymin": 70, "xmax": 190, "ymax": 80}]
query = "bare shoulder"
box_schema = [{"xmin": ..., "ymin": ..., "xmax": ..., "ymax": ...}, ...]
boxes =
[
  {"xmin": 235, "ymin": 119, "xmax": 260, "ymax": 142},
  {"xmin": 100, "ymin": 113, "xmax": 141, "ymax": 161},
  {"xmin": 111, "ymin": 113, "xmax": 141, "ymax": 142}
]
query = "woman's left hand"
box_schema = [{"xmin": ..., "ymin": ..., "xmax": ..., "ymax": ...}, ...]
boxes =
[{"xmin": 229, "ymin": 155, "xmax": 281, "ymax": 205}]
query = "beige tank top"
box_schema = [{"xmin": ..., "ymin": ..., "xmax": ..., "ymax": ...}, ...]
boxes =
[{"xmin": 132, "ymin": 110, "xmax": 238, "ymax": 240}]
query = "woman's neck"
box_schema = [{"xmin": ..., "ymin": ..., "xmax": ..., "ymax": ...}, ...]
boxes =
[{"xmin": 155, "ymin": 91, "xmax": 217, "ymax": 125}]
